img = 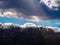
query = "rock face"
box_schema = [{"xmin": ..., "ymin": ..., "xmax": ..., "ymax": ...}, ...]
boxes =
[{"xmin": 0, "ymin": 23, "xmax": 60, "ymax": 45}]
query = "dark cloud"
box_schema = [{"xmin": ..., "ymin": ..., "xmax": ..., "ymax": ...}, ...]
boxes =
[
  {"xmin": 0, "ymin": 0, "xmax": 39, "ymax": 14},
  {"xmin": 0, "ymin": 0, "xmax": 60, "ymax": 20}
]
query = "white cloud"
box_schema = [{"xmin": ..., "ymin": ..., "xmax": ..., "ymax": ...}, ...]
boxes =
[
  {"xmin": 0, "ymin": 9, "xmax": 17, "ymax": 18},
  {"xmin": 30, "ymin": 16, "xmax": 41, "ymax": 22},
  {"xmin": 20, "ymin": 22, "xmax": 37, "ymax": 28},
  {"xmin": 0, "ymin": 9, "xmax": 43, "ymax": 22},
  {"xmin": 24, "ymin": 15, "xmax": 43, "ymax": 22},
  {"xmin": 40, "ymin": 0, "xmax": 59, "ymax": 10},
  {"xmin": 3, "ymin": 11, "xmax": 17, "ymax": 18}
]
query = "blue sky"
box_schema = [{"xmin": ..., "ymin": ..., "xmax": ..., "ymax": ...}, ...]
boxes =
[{"xmin": 0, "ymin": 17, "xmax": 60, "ymax": 28}]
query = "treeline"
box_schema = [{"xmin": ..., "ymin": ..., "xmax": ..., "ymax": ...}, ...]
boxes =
[{"xmin": 0, "ymin": 24, "xmax": 60, "ymax": 45}]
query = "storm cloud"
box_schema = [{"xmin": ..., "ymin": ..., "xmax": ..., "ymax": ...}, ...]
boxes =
[{"xmin": 0, "ymin": 0, "xmax": 60, "ymax": 21}]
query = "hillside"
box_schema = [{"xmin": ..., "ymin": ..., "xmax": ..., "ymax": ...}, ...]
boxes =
[{"xmin": 0, "ymin": 23, "xmax": 60, "ymax": 45}]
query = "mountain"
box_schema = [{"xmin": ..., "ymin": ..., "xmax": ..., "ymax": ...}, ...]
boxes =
[{"xmin": 0, "ymin": 23, "xmax": 60, "ymax": 45}]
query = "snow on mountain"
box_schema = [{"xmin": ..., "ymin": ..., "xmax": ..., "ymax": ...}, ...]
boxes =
[
  {"xmin": 0, "ymin": 23, "xmax": 60, "ymax": 32},
  {"xmin": 46, "ymin": 26, "xmax": 60, "ymax": 32},
  {"xmin": 0, "ymin": 23, "xmax": 20, "ymax": 29}
]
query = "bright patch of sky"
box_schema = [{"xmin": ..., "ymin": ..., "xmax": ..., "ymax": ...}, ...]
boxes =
[{"xmin": 0, "ymin": 17, "xmax": 60, "ymax": 28}]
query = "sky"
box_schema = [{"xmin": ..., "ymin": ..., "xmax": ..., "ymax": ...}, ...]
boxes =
[{"xmin": 0, "ymin": 0, "xmax": 60, "ymax": 28}]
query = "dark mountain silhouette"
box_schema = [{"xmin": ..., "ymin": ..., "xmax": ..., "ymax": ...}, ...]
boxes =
[{"xmin": 0, "ymin": 23, "xmax": 60, "ymax": 45}]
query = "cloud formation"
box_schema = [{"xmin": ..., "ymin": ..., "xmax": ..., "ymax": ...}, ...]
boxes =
[
  {"xmin": 0, "ymin": 0, "xmax": 60, "ymax": 21},
  {"xmin": 20, "ymin": 22, "xmax": 37, "ymax": 27},
  {"xmin": 0, "ymin": 9, "xmax": 18, "ymax": 17}
]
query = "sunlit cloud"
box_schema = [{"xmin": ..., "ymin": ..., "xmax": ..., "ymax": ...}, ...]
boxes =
[
  {"xmin": 0, "ymin": 9, "xmax": 43, "ymax": 22},
  {"xmin": 24, "ymin": 15, "xmax": 44, "ymax": 22},
  {"xmin": 31, "ymin": 16, "xmax": 40, "ymax": 22},
  {"xmin": 20, "ymin": 22, "xmax": 37, "ymax": 28},
  {"xmin": 0, "ymin": 9, "xmax": 18, "ymax": 18},
  {"xmin": 3, "ymin": 11, "xmax": 17, "ymax": 18},
  {"xmin": 40, "ymin": 0, "xmax": 59, "ymax": 10}
]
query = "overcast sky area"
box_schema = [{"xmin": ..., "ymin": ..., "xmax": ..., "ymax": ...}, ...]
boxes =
[
  {"xmin": 0, "ymin": 0, "xmax": 60, "ymax": 19},
  {"xmin": 0, "ymin": 0, "xmax": 60, "ymax": 28}
]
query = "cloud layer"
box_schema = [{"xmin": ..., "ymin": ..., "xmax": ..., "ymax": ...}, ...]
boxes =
[{"xmin": 0, "ymin": 0, "xmax": 60, "ymax": 21}]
